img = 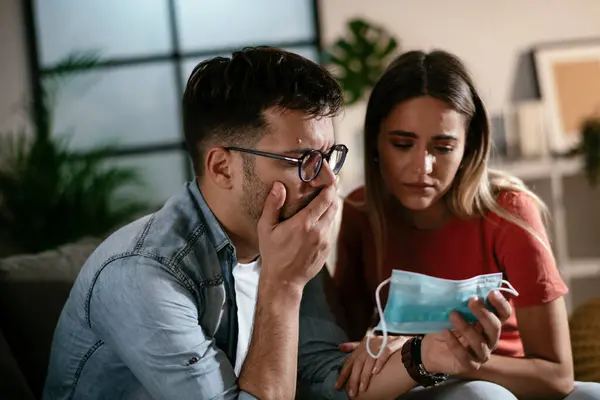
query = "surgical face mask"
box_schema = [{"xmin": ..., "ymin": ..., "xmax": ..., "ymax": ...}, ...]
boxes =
[{"xmin": 366, "ymin": 270, "xmax": 519, "ymax": 359}]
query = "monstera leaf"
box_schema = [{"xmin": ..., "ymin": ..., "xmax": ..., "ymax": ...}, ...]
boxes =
[
  {"xmin": 580, "ymin": 118, "xmax": 600, "ymax": 186},
  {"xmin": 322, "ymin": 18, "xmax": 398, "ymax": 105}
]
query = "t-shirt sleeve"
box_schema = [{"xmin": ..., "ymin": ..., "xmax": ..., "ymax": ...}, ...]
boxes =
[
  {"xmin": 333, "ymin": 195, "xmax": 373, "ymax": 340},
  {"xmin": 493, "ymin": 191, "xmax": 568, "ymax": 308}
]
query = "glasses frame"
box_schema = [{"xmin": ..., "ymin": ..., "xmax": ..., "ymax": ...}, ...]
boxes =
[{"xmin": 226, "ymin": 144, "xmax": 348, "ymax": 182}]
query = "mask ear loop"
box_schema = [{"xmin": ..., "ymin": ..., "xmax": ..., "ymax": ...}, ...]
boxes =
[
  {"xmin": 497, "ymin": 280, "xmax": 519, "ymax": 297},
  {"xmin": 366, "ymin": 277, "xmax": 391, "ymax": 359}
]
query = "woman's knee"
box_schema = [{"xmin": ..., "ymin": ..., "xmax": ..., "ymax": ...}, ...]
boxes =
[
  {"xmin": 456, "ymin": 380, "xmax": 518, "ymax": 400},
  {"xmin": 563, "ymin": 381, "xmax": 600, "ymax": 400},
  {"xmin": 400, "ymin": 380, "xmax": 518, "ymax": 400}
]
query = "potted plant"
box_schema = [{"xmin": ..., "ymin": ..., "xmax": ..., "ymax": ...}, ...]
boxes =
[
  {"xmin": 322, "ymin": 18, "xmax": 399, "ymax": 105},
  {"xmin": 0, "ymin": 52, "xmax": 150, "ymax": 256},
  {"xmin": 321, "ymin": 18, "xmax": 399, "ymax": 195},
  {"xmin": 565, "ymin": 117, "xmax": 600, "ymax": 187},
  {"xmin": 579, "ymin": 117, "xmax": 600, "ymax": 186}
]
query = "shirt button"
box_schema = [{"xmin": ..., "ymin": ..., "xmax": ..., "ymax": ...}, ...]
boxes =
[{"xmin": 188, "ymin": 356, "xmax": 200, "ymax": 365}]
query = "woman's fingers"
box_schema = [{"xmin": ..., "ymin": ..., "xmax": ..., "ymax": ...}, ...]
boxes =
[
  {"xmin": 487, "ymin": 290, "xmax": 512, "ymax": 323},
  {"xmin": 335, "ymin": 353, "xmax": 356, "ymax": 390},
  {"xmin": 442, "ymin": 328, "xmax": 475, "ymax": 372},
  {"xmin": 359, "ymin": 353, "xmax": 376, "ymax": 392},
  {"xmin": 372, "ymin": 336, "xmax": 406, "ymax": 374},
  {"xmin": 449, "ymin": 309, "xmax": 490, "ymax": 364},
  {"xmin": 347, "ymin": 355, "xmax": 366, "ymax": 397},
  {"xmin": 335, "ymin": 335, "xmax": 409, "ymax": 394},
  {"xmin": 469, "ymin": 296, "xmax": 502, "ymax": 350},
  {"xmin": 371, "ymin": 346, "xmax": 387, "ymax": 375},
  {"xmin": 339, "ymin": 341, "xmax": 361, "ymax": 353}
]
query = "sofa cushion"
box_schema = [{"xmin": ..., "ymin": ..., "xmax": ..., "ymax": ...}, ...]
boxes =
[
  {"xmin": 0, "ymin": 237, "xmax": 100, "ymax": 398},
  {"xmin": 0, "ymin": 325, "xmax": 35, "ymax": 400}
]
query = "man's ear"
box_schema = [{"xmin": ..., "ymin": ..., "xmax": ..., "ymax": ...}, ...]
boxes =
[{"xmin": 204, "ymin": 147, "xmax": 236, "ymax": 189}]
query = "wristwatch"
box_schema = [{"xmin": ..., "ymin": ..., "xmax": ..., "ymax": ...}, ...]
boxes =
[{"xmin": 401, "ymin": 335, "xmax": 449, "ymax": 387}]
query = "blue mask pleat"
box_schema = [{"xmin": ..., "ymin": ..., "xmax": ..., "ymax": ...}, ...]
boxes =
[{"xmin": 372, "ymin": 270, "xmax": 518, "ymax": 335}]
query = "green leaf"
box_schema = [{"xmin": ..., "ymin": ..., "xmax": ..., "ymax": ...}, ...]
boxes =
[
  {"xmin": 322, "ymin": 18, "xmax": 399, "ymax": 105},
  {"xmin": 0, "ymin": 50, "xmax": 151, "ymax": 255},
  {"xmin": 46, "ymin": 50, "xmax": 102, "ymax": 76},
  {"xmin": 580, "ymin": 118, "xmax": 600, "ymax": 186}
]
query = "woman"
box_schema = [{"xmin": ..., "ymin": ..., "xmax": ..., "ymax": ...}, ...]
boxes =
[{"xmin": 333, "ymin": 50, "xmax": 600, "ymax": 399}]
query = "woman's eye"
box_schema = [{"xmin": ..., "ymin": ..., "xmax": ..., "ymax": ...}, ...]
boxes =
[
  {"xmin": 392, "ymin": 143, "xmax": 413, "ymax": 149},
  {"xmin": 435, "ymin": 146, "xmax": 454, "ymax": 154}
]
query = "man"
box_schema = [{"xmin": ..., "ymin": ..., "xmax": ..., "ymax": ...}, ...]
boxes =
[{"xmin": 43, "ymin": 47, "xmax": 511, "ymax": 400}]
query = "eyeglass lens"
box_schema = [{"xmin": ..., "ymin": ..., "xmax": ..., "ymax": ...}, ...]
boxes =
[{"xmin": 300, "ymin": 147, "xmax": 345, "ymax": 181}]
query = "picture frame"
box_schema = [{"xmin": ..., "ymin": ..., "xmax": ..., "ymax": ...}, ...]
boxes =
[{"xmin": 533, "ymin": 39, "xmax": 600, "ymax": 154}]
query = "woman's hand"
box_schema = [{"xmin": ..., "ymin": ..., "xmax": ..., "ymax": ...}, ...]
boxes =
[
  {"xmin": 421, "ymin": 290, "xmax": 513, "ymax": 375},
  {"xmin": 334, "ymin": 333, "xmax": 408, "ymax": 396},
  {"xmin": 334, "ymin": 290, "xmax": 511, "ymax": 397}
]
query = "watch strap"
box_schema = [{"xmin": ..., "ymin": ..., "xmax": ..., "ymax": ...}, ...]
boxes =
[{"xmin": 401, "ymin": 335, "xmax": 449, "ymax": 388}]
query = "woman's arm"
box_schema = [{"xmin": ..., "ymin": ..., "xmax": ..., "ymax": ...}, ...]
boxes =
[
  {"xmin": 458, "ymin": 298, "xmax": 574, "ymax": 399},
  {"xmin": 346, "ymin": 294, "xmax": 513, "ymax": 400},
  {"xmin": 463, "ymin": 191, "xmax": 574, "ymax": 399},
  {"xmin": 353, "ymin": 350, "xmax": 416, "ymax": 400}
]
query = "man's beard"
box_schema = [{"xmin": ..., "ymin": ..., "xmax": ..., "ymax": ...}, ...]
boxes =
[{"xmin": 241, "ymin": 158, "xmax": 318, "ymax": 224}]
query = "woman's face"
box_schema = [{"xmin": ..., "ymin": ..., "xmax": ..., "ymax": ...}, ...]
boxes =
[{"xmin": 377, "ymin": 95, "xmax": 467, "ymax": 211}]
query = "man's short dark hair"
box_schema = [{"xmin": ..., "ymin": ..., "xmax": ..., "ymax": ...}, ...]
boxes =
[{"xmin": 182, "ymin": 46, "xmax": 343, "ymax": 175}]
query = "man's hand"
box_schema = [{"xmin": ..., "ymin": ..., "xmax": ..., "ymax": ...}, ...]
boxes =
[
  {"xmin": 257, "ymin": 181, "xmax": 338, "ymax": 290},
  {"xmin": 421, "ymin": 290, "xmax": 512, "ymax": 375},
  {"xmin": 335, "ymin": 333, "xmax": 408, "ymax": 397},
  {"xmin": 239, "ymin": 181, "xmax": 338, "ymax": 399}
]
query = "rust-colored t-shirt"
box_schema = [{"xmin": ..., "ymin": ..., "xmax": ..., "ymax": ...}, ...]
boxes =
[{"xmin": 333, "ymin": 187, "xmax": 568, "ymax": 357}]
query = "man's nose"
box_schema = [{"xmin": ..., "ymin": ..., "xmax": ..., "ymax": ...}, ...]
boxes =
[{"xmin": 310, "ymin": 160, "xmax": 336, "ymax": 188}]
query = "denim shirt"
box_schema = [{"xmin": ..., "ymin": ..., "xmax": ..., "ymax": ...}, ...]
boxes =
[{"xmin": 43, "ymin": 181, "xmax": 350, "ymax": 400}]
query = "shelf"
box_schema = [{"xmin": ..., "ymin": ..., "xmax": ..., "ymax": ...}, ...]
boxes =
[
  {"xmin": 564, "ymin": 258, "xmax": 600, "ymax": 279},
  {"xmin": 489, "ymin": 156, "xmax": 583, "ymax": 181}
]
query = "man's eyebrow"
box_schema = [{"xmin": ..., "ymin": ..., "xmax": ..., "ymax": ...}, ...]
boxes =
[
  {"xmin": 284, "ymin": 148, "xmax": 312, "ymax": 156},
  {"xmin": 284, "ymin": 143, "xmax": 336, "ymax": 155},
  {"xmin": 388, "ymin": 130, "xmax": 458, "ymax": 141}
]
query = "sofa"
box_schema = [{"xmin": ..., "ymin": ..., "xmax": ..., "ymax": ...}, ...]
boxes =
[
  {"xmin": 0, "ymin": 238, "xmax": 101, "ymax": 399},
  {"xmin": 1, "ymin": 237, "xmax": 598, "ymax": 399}
]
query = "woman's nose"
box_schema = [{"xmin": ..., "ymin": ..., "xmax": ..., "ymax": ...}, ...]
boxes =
[{"xmin": 411, "ymin": 151, "xmax": 435, "ymax": 175}]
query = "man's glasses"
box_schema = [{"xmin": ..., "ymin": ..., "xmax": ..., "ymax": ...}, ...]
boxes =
[{"xmin": 226, "ymin": 144, "xmax": 348, "ymax": 182}]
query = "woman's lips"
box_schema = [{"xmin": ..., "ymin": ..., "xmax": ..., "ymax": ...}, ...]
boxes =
[{"xmin": 402, "ymin": 182, "xmax": 435, "ymax": 192}]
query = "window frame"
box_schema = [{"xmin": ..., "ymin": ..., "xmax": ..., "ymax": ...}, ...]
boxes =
[{"xmin": 21, "ymin": 0, "xmax": 324, "ymax": 182}]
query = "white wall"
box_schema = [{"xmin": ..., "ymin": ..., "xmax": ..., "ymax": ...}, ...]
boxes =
[
  {"xmin": 0, "ymin": 0, "xmax": 29, "ymax": 133},
  {"xmin": 321, "ymin": 0, "xmax": 600, "ymax": 195},
  {"xmin": 320, "ymin": 0, "xmax": 600, "ymax": 306},
  {"xmin": 320, "ymin": 0, "xmax": 600, "ymax": 113}
]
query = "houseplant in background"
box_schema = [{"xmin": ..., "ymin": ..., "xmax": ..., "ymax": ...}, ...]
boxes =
[
  {"xmin": 564, "ymin": 116, "xmax": 600, "ymax": 187},
  {"xmin": 579, "ymin": 117, "xmax": 600, "ymax": 186},
  {"xmin": 322, "ymin": 18, "xmax": 399, "ymax": 105},
  {"xmin": 321, "ymin": 18, "xmax": 399, "ymax": 197},
  {"xmin": 0, "ymin": 52, "xmax": 150, "ymax": 256}
]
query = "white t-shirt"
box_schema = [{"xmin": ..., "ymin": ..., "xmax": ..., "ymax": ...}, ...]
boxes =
[{"xmin": 232, "ymin": 258, "xmax": 261, "ymax": 376}]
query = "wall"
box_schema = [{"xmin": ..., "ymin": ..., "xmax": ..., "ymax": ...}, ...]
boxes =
[
  {"xmin": 0, "ymin": 0, "xmax": 29, "ymax": 133},
  {"xmin": 321, "ymin": 0, "xmax": 600, "ymax": 192},
  {"xmin": 320, "ymin": 0, "xmax": 600, "ymax": 113},
  {"xmin": 320, "ymin": 0, "xmax": 600, "ymax": 307}
]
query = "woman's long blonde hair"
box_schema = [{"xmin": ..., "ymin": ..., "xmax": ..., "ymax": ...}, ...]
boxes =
[{"xmin": 360, "ymin": 50, "xmax": 551, "ymax": 277}]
